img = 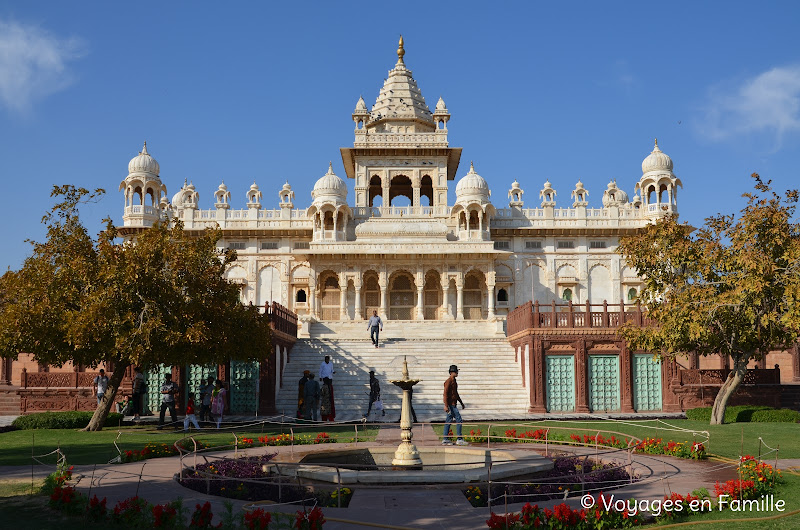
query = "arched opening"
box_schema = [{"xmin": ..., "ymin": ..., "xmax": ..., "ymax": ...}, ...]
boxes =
[
  {"xmin": 323, "ymin": 211, "xmax": 334, "ymax": 230},
  {"xmin": 423, "ymin": 270, "xmax": 442, "ymax": 320},
  {"xmin": 145, "ymin": 188, "xmax": 155, "ymax": 206},
  {"xmin": 389, "ymin": 271, "xmax": 416, "ymax": 320},
  {"xmin": 562, "ymin": 288, "xmax": 573, "ymax": 302},
  {"xmin": 658, "ymin": 184, "xmax": 668, "ymax": 204},
  {"xmin": 296, "ymin": 289, "xmax": 307, "ymax": 303},
  {"xmin": 468, "ymin": 210, "xmax": 479, "ymax": 230},
  {"xmin": 133, "ymin": 186, "xmax": 143, "ymax": 206},
  {"xmin": 319, "ymin": 274, "xmax": 341, "ymax": 320},
  {"xmin": 363, "ymin": 272, "xmax": 380, "ymax": 318},
  {"xmin": 420, "ymin": 175, "xmax": 433, "ymax": 207},
  {"xmin": 627, "ymin": 287, "xmax": 637, "ymax": 301},
  {"xmin": 389, "ymin": 175, "xmax": 412, "ymax": 206},
  {"xmin": 463, "ymin": 272, "xmax": 485, "ymax": 320},
  {"xmin": 368, "ymin": 175, "xmax": 383, "ymax": 207},
  {"xmin": 497, "ymin": 289, "xmax": 508, "ymax": 302},
  {"xmin": 646, "ymin": 185, "xmax": 655, "ymax": 204},
  {"xmin": 336, "ymin": 211, "xmax": 345, "ymax": 231}
]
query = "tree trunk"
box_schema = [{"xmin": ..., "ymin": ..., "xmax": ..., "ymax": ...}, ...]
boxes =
[
  {"xmin": 710, "ymin": 354, "xmax": 748, "ymax": 425},
  {"xmin": 83, "ymin": 361, "xmax": 130, "ymax": 431}
]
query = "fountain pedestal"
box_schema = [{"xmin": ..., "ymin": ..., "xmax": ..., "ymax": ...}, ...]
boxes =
[{"xmin": 390, "ymin": 358, "xmax": 422, "ymax": 467}]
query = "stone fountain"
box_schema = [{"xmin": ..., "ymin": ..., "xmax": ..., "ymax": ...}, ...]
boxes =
[{"xmin": 389, "ymin": 356, "xmax": 421, "ymax": 467}]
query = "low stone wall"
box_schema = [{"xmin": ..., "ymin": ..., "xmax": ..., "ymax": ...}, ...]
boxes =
[
  {"xmin": 18, "ymin": 388, "xmax": 98, "ymax": 413},
  {"xmin": 672, "ymin": 384, "xmax": 782, "ymax": 410}
]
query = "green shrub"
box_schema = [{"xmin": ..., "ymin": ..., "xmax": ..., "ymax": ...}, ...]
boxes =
[
  {"xmin": 12, "ymin": 411, "xmax": 123, "ymax": 430},
  {"xmin": 685, "ymin": 405, "xmax": 798, "ymax": 423}
]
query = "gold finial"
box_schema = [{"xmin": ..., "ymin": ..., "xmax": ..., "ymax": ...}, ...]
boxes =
[
  {"xmin": 654, "ymin": 138, "xmax": 659, "ymax": 148},
  {"xmin": 397, "ymin": 35, "xmax": 405, "ymax": 64}
]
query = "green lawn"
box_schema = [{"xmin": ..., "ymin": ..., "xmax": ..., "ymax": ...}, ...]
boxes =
[
  {"xmin": 0, "ymin": 479, "xmax": 90, "ymax": 530},
  {"xmin": 0, "ymin": 423, "xmax": 378, "ymax": 466},
  {"xmin": 431, "ymin": 419, "xmax": 800, "ymax": 460}
]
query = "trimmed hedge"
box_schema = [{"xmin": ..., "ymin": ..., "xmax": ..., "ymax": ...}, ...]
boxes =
[
  {"xmin": 686, "ymin": 405, "xmax": 800, "ymax": 423},
  {"xmin": 12, "ymin": 411, "xmax": 124, "ymax": 430}
]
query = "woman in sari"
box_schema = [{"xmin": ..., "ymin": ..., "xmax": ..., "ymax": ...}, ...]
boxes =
[{"xmin": 211, "ymin": 380, "xmax": 227, "ymax": 429}]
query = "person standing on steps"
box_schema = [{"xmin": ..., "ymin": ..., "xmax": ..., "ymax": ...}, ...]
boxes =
[
  {"xmin": 303, "ymin": 373, "xmax": 320, "ymax": 421},
  {"xmin": 365, "ymin": 370, "xmax": 385, "ymax": 418},
  {"xmin": 367, "ymin": 310, "xmax": 383, "ymax": 348},
  {"xmin": 318, "ymin": 355, "xmax": 336, "ymax": 421},
  {"xmin": 442, "ymin": 364, "xmax": 467, "ymax": 445},
  {"xmin": 297, "ymin": 370, "xmax": 311, "ymax": 419}
]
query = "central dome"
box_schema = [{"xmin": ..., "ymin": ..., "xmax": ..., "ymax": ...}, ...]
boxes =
[{"xmin": 128, "ymin": 142, "xmax": 160, "ymax": 175}]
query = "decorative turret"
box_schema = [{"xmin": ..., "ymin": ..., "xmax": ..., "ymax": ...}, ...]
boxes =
[
  {"xmin": 433, "ymin": 96, "xmax": 450, "ymax": 131},
  {"xmin": 539, "ymin": 180, "xmax": 556, "ymax": 207},
  {"xmin": 171, "ymin": 180, "xmax": 199, "ymax": 211},
  {"xmin": 120, "ymin": 142, "xmax": 167, "ymax": 227},
  {"xmin": 214, "ymin": 181, "xmax": 231, "ymax": 209},
  {"xmin": 508, "ymin": 180, "xmax": 524, "ymax": 208},
  {"xmin": 308, "ymin": 163, "xmax": 351, "ymax": 242},
  {"xmin": 352, "ymin": 96, "xmax": 369, "ymax": 129},
  {"xmin": 602, "ymin": 179, "xmax": 629, "ymax": 207},
  {"xmin": 246, "ymin": 182, "xmax": 262, "ymax": 209},
  {"xmin": 452, "ymin": 162, "xmax": 495, "ymax": 241},
  {"xmin": 637, "ymin": 139, "xmax": 682, "ymax": 219},
  {"xmin": 571, "ymin": 181, "xmax": 588, "ymax": 207},
  {"xmin": 279, "ymin": 181, "xmax": 294, "ymax": 209}
]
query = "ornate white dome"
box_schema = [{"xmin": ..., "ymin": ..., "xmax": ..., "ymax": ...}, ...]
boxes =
[
  {"xmin": 128, "ymin": 142, "xmax": 160, "ymax": 175},
  {"xmin": 641, "ymin": 139, "xmax": 673, "ymax": 174},
  {"xmin": 312, "ymin": 163, "xmax": 347, "ymax": 202},
  {"xmin": 455, "ymin": 162, "xmax": 490, "ymax": 200},
  {"xmin": 602, "ymin": 179, "xmax": 629, "ymax": 207}
]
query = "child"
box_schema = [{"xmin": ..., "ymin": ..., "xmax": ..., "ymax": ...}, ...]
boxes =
[{"xmin": 184, "ymin": 392, "xmax": 201, "ymax": 431}]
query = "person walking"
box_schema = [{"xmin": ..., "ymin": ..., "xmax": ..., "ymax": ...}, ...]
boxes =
[
  {"xmin": 320, "ymin": 382, "xmax": 332, "ymax": 421},
  {"xmin": 367, "ymin": 310, "xmax": 383, "ymax": 348},
  {"xmin": 365, "ymin": 370, "xmax": 385, "ymax": 418},
  {"xmin": 211, "ymin": 380, "xmax": 227, "ymax": 429},
  {"xmin": 131, "ymin": 366, "xmax": 145, "ymax": 420},
  {"xmin": 442, "ymin": 364, "xmax": 467, "ymax": 445},
  {"xmin": 184, "ymin": 392, "xmax": 201, "ymax": 431},
  {"xmin": 157, "ymin": 373, "xmax": 179, "ymax": 430},
  {"xmin": 297, "ymin": 370, "xmax": 311, "ymax": 419},
  {"xmin": 93, "ymin": 369, "xmax": 109, "ymax": 406},
  {"xmin": 199, "ymin": 375, "xmax": 215, "ymax": 424},
  {"xmin": 318, "ymin": 356, "xmax": 336, "ymax": 421},
  {"xmin": 303, "ymin": 373, "xmax": 320, "ymax": 421}
]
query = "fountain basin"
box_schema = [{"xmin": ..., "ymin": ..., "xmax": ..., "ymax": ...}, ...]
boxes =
[{"xmin": 268, "ymin": 447, "xmax": 553, "ymax": 484}]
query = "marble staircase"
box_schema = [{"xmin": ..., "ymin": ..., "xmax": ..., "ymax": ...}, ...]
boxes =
[{"xmin": 274, "ymin": 324, "xmax": 528, "ymax": 422}]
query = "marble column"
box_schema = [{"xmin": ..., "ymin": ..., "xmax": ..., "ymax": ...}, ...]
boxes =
[
  {"xmin": 456, "ymin": 277, "xmax": 464, "ymax": 320},
  {"xmin": 487, "ymin": 282, "xmax": 496, "ymax": 319},
  {"xmin": 416, "ymin": 286, "xmax": 424, "ymax": 320},
  {"xmin": 354, "ymin": 280, "xmax": 362, "ymax": 320},
  {"xmin": 379, "ymin": 276, "xmax": 388, "ymax": 319},
  {"xmin": 441, "ymin": 278, "xmax": 451, "ymax": 320}
]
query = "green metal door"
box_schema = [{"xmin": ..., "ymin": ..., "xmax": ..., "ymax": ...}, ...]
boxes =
[
  {"xmin": 145, "ymin": 365, "xmax": 172, "ymax": 416},
  {"xmin": 588, "ymin": 355, "xmax": 620, "ymax": 412},
  {"xmin": 545, "ymin": 355, "xmax": 575, "ymax": 412},
  {"xmin": 633, "ymin": 354, "xmax": 662, "ymax": 411},
  {"xmin": 230, "ymin": 360, "xmax": 260, "ymax": 415},
  {"xmin": 186, "ymin": 364, "xmax": 218, "ymax": 406}
]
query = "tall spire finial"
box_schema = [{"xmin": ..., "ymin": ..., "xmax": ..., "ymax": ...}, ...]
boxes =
[
  {"xmin": 397, "ymin": 35, "xmax": 405, "ymax": 64},
  {"xmin": 141, "ymin": 141, "xmax": 148, "ymax": 155},
  {"xmin": 470, "ymin": 160, "xmax": 475, "ymax": 172},
  {"xmin": 654, "ymin": 138, "xmax": 659, "ymax": 148},
  {"xmin": 328, "ymin": 161, "xmax": 333, "ymax": 174}
]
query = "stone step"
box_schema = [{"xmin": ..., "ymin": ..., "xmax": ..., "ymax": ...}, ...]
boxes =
[{"xmin": 305, "ymin": 320, "xmax": 506, "ymax": 340}]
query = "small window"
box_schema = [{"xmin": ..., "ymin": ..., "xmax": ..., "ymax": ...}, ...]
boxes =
[
  {"xmin": 497, "ymin": 289, "xmax": 508, "ymax": 302},
  {"xmin": 261, "ymin": 241, "xmax": 279, "ymax": 250},
  {"xmin": 562, "ymin": 288, "xmax": 573, "ymax": 301},
  {"xmin": 590, "ymin": 241, "xmax": 607, "ymax": 249},
  {"xmin": 228, "ymin": 242, "xmax": 246, "ymax": 250},
  {"xmin": 293, "ymin": 241, "xmax": 310, "ymax": 250},
  {"xmin": 493, "ymin": 241, "xmax": 511, "ymax": 250},
  {"xmin": 627, "ymin": 287, "xmax": 638, "ymax": 301},
  {"xmin": 557, "ymin": 240, "xmax": 575, "ymax": 249},
  {"xmin": 296, "ymin": 289, "xmax": 307, "ymax": 303},
  {"xmin": 525, "ymin": 241, "xmax": 542, "ymax": 249}
]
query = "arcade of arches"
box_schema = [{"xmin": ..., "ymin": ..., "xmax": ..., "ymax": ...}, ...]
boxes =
[{"xmin": 301, "ymin": 267, "xmax": 495, "ymax": 321}]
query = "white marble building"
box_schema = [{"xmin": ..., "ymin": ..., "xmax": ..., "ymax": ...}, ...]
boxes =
[{"xmin": 118, "ymin": 38, "xmax": 681, "ymax": 329}]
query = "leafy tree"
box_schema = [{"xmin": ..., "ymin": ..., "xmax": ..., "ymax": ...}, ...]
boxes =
[
  {"xmin": 618, "ymin": 175, "xmax": 799, "ymax": 424},
  {"xmin": 0, "ymin": 186, "xmax": 271, "ymax": 430}
]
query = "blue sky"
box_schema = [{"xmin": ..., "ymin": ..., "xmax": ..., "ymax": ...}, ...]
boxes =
[{"xmin": 2, "ymin": 2, "xmax": 799, "ymax": 271}]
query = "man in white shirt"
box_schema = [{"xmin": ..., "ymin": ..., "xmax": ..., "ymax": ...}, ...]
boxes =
[
  {"xmin": 93, "ymin": 369, "xmax": 109, "ymax": 405},
  {"xmin": 319, "ymin": 355, "xmax": 336, "ymax": 420},
  {"xmin": 367, "ymin": 311, "xmax": 383, "ymax": 348}
]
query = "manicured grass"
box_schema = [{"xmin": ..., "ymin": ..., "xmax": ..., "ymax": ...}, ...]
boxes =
[
  {"xmin": 0, "ymin": 423, "xmax": 378, "ymax": 466},
  {"xmin": 0, "ymin": 479, "xmax": 89, "ymax": 529},
  {"xmin": 431, "ymin": 419, "xmax": 800, "ymax": 460}
]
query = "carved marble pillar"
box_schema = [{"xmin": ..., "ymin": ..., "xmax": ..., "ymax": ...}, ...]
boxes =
[
  {"xmin": 415, "ymin": 268, "xmax": 424, "ymax": 320},
  {"xmin": 619, "ymin": 341, "xmax": 634, "ymax": 413},
  {"xmin": 487, "ymin": 281, "xmax": 496, "ymax": 319},
  {"xmin": 574, "ymin": 339, "xmax": 590, "ymax": 413},
  {"xmin": 354, "ymin": 277, "xmax": 363, "ymax": 321},
  {"xmin": 441, "ymin": 277, "xmax": 452, "ymax": 320},
  {"xmin": 339, "ymin": 273, "xmax": 348, "ymax": 320},
  {"xmin": 412, "ymin": 177, "xmax": 421, "ymax": 207},
  {"xmin": 379, "ymin": 273, "xmax": 387, "ymax": 319},
  {"xmin": 456, "ymin": 276, "xmax": 464, "ymax": 320}
]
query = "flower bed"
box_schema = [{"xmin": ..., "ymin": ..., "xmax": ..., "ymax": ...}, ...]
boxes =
[
  {"xmin": 496, "ymin": 428, "xmax": 707, "ymax": 460},
  {"xmin": 42, "ymin": 461, "xmax": 327, "ymax": 528},
  {"xmin": 179, "ymin": 453, "xmax": 353, "ymax": 507},
  {"xmin": 121, "ymin": 439, "xmax": 209, "ymax": 463},
  {"xmin": 486, "ymin": 498, "xmax": 645, "ymax": 529},
  {"xmin": 465, "ymin": 456, "xmax": 636, "ymax": 507}
]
